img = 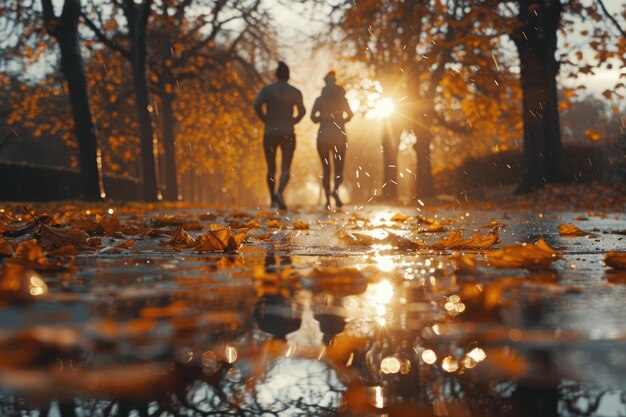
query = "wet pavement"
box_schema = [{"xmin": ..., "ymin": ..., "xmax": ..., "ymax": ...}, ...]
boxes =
[{"xmin": 0, "ymin": 205, "xmax": 625, "ymax": 416}]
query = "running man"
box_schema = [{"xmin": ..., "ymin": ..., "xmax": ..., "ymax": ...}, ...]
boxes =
[{"xmin": 253, "ymin": 61, "xmax": 306, "ymax": 210}]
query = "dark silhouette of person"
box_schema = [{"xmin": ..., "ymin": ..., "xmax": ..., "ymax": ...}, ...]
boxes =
[
  {"xmin": 311, "ymin": 71, "xmax": 353, "ymax": 210},
  {"xmin": 253, "ymin": 62, "xmax": 306, "ymax": 210}
]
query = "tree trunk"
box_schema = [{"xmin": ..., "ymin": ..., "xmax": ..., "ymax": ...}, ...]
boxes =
[
  {"xmin": 513, "ymin": 0, "xmax": 563, "ymax": 194},
  {"xmin": 413, "ymin": 126, "xmax": 435, "ymax": 200},
  {"xmin": 159, "ymin": 95, "xmax": 178, "ymax": 201},
  {"xmin": 127, "ymin": 4, "xmax": 159, "ymax": 202},
  {"xmin": 381, "ymin": 129, "xmax": 398, "ymax": 200},
  {"xmin": 43, "ymin": 0, "xmax": 102, "ymax": 201}
]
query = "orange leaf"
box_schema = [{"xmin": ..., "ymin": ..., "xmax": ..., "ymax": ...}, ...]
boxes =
[{"xmin": 604, "ymin": 251, "xmax": 626, "ymax": 269}]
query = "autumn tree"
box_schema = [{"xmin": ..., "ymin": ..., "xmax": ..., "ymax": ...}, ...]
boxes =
[
  {"xmin": 146, "ymin": 0, "xmax": 274, "ymax": 201},
  {"xmin": 82, "ymin": 0, "xmax": 160, "ymax": 201},
  {"xmin": 0, "ymin": 0, "xmax": 103, "ymax": 200},
  {"xmin": 40, "ymin": 0, "xmax": 103, "ymax": 200},
  {"xmin": 508, "ymin": 0, "xmax": 564, "ymax": 193},
  {"xmin": 334, "ymin": 0, "xmax": 516, "ymax": 200}
]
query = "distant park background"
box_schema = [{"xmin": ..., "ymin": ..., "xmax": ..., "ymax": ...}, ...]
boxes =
[{"xmin": 0, "ymin": 0, "xmax": 624, "ymax": 204}]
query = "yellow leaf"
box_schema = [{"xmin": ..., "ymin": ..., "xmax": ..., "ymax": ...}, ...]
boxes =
[
  {"xmin": 486, "ymin": 238, "xmax": 560, "ymax": 269},
  {"xmin": 391, "ymin": 213, "xmax": 409, "ymax": 222},
  {"xmin": 431, "ymin": 229, "xmax": 500, "ymax": 250},
  {"xmin": 292, "ymin": 220, "xmax": 309, "ymax": 230},
  {"xmin": 558, "ymin": 223, "xmax": 594, "ymax": 236}
]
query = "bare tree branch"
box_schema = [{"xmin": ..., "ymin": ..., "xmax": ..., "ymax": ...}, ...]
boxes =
[{"xmin": 597, "ymin": 0, "xmax": 626, "ymax": 39}]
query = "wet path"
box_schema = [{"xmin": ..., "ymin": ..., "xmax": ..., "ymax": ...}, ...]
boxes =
[{"xmin": 0, "ymin": 205, "xmax": 625, "ymax": 416}]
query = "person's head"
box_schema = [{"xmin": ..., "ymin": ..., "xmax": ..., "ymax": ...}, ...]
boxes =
[
  {"xmin": 323, "ymin": 70, "xmax": 336, "ymax": 86},
  {"xmin": 276, "ymin": 61, "xmax": 290, "ymax": 81}
]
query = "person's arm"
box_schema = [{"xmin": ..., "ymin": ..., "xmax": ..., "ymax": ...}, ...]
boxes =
[
  {"xmin": 292, "ymin": 90, "xmax": 306, "ymax": 124},
  {"xmin": 343, "ymin": 96, "xmax": 354, "ymax": 123},
  {"xmin": 310, "ymin": 97, "xmax": 321, "ymax": 124},
  {"xmin": 253, "ymin": 88, "xmax": 267, "ymax": 123}
]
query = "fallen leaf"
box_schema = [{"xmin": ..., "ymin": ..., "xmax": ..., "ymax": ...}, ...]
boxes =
[
  {"xmin": 558, "ymin": 223, "xmax": 596, "ymax": 237},
  {"xmin": 196, "ymin": 226, "xmax": 245, "ymax": 253},
  {"xmin": 161, "ymin": 225, "xmax": 195, "ymax": 247},
  {"xmin": 384, "ymin": 230, "xmax": 425, "ymax": 250},
  {"xmin": 267, "ymin": 220, "xmax": 286, "ymax": 229},
  {"xmin": 69, "ymin": 216, "xmax": 99, "ymax": 235},
  {"xmin": 292, "ymin": 220, "xmax": 309, "ymax": 230},
  {"xmin": 604, "ymin": 251, "xmax": 626, "ymax": 269},
  {"xmin": 416, "ymin": 214, "xmax": 438, "ymax": 224},
  {"xmin": 3, "ymin": 215, "xmax": 52, "ymax": 238},
  {"xmin": 40, "ymin": 225, "xmax": 89, "ymax": 252},
  {"xmin": 115, "ymin": 239, "xmax": 136, "ymax": 249},
  {"xmin": 247, "ymin": 219, "xmax": 261, "ymax": 229},
  {"xmin": 431, "ymin": 229, "xmax": 500, "ymax": 250},
  {"xmin": 486, "ymin": 238, "xmax": 560, "ymax": 269},
  {"xmin": 391, "ymin": 213, "xmax": 409, "ymax": 222},
  {"xmin": 96, "ymin": 213, "xmax": 120, "ymax": 236}
]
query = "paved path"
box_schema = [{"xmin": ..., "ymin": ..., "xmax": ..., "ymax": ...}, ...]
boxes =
[{"xmin": 0, "ymin": 205, "xmax": 625, "ymax": 416}]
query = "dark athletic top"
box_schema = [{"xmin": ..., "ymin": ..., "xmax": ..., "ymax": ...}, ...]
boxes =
[
  {"xmin": 254, "ymin": 81, "xmax": 306, "ymax": 136},
  {"xmin": 311, "ymin": 84, "xmax": 353, "ymax": 145}
]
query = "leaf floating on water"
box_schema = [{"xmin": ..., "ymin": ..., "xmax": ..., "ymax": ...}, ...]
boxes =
[
  {"xmin": 431, "ymin": 229, "xmax": 500, "ymax": 250},
  {"xmin": 604, "ymin": 251, "xmax": 626, "ymax": 269},
  {"xmin": 486, "ymin": 238, "xmax": 560, "ymax": 269},
  {"xmin": 195, "ymin": 225, "xmax": 245, "ymax": 253},
  {"xmin": 161, "ymin": 225, "xmax": 195, "ymax": 247},
  {"xmin": 558, "ymin": 223, "xmax": 595, "ymax": 237},
  {"xmin": 292, "ymin": 220, "xmax": 309, "ymax": 230}
]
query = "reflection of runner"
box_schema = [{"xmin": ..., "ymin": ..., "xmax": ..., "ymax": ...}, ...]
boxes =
[
  {"xmin": 253, "ymin": 62, "xmax": 306, "ymax": 210},
  {"xmin": 311, "ymin": 71, "xmax": 353, "ymax": 210}
]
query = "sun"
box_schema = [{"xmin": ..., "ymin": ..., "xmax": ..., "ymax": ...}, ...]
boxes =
[{"xmin": 366, "ymin": 97, "xmax": 395, "ymax": 119}]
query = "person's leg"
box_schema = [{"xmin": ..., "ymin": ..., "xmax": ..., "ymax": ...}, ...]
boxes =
[
  {"xmin": 277, "ymin": 135, "xmax": 296, "ymax": 194},
  {"xmin": 317, "ymin": 141, "xmax": 331, "ymax": 208},
  {"xmin": 263, "ymin": 135, "xmax": 277, "ymax": 206},
  {"xmin": 331, "ymin": 142, "xmax": 347, "ymax": 208}
]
